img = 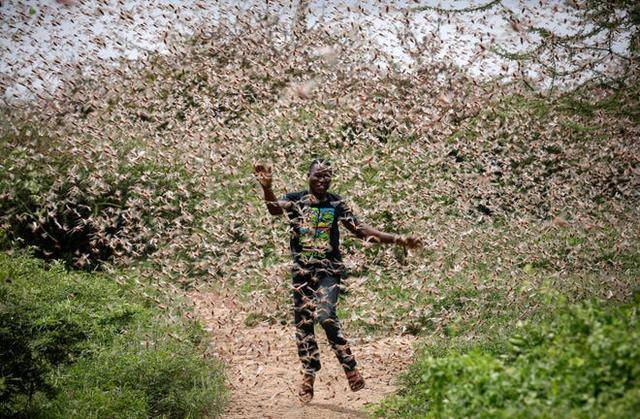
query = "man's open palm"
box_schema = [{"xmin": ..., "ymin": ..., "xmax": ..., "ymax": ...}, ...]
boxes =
[
  {"xmin": 254, "ymin": 164, "xmax": 273, "ymax": 188},
  {"xmin": 401, "ymin": 236, "xmax": 422, "ymax": 249}
]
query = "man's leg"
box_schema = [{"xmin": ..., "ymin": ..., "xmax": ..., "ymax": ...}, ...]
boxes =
[
  {"xmin": 315, "ymin": 274, "xmax": 357, "ymax": 372},
  {"xmin": 293, "ymin": 273, "xmax": 321, "ymax": 375}
]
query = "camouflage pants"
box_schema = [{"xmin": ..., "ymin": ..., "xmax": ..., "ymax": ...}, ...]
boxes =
[{"xmin": 292, "ymin": 269, "xmax": 357, "ymax": 375}]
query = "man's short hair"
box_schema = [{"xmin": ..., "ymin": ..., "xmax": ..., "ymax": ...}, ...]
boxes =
[{"xmin": 308, "ymin": 158, "xmax": 331, "ymax": 175}]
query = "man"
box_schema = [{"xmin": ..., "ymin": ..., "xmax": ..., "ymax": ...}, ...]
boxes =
[{"xmin": 254, "ymin": 159, "xmax": 421, "ymax": 403}]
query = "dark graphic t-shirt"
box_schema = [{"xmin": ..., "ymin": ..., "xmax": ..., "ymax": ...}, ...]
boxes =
[{"xmin": 280, "ymin": 190, "xmax": 359, "ymax": 272}]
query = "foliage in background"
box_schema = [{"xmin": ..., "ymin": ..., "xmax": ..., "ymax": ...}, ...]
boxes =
[
  {"xmin": 0, "ymin": 251, "xmax": 226, "ymax": 418},
  {"xmin": 374, "ymin": 294, "xmax": 640, "ymax": 418}
]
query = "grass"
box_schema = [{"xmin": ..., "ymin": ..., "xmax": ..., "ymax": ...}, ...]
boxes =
[{"xmin": 0, "ymin": 251, "xmax": 226, "ymax": 418}]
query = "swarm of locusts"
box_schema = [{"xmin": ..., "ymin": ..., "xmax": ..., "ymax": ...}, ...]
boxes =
[{"xmin": 1, "ymin": 1, "xmax": 638, "ymax": 332}]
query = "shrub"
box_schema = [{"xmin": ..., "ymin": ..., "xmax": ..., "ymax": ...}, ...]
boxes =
[
  {"xmin": 0, "ymin": 252, "xmax": 226, "ymax": 418},
  {"xmin": 375, "ymin": 295, "xmax": 640, "ymax": 418},
  {"xmin": 0, "ymin": 122, "xmax": 204, "ymax": 269}
]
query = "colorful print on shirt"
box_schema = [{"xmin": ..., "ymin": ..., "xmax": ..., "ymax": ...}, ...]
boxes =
[{"xmin": 299, "ymin": 207, "xmax": 335, "ymax": 260}]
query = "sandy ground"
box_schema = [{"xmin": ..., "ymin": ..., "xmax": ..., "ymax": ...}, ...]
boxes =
[{"xmin": 189, "ymin": 291, "xmax": 416, "ymax": 418}]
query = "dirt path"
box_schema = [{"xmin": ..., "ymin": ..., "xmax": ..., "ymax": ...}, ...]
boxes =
[{"xmin": 189, "ymin": 291, "xmax": 416, "ymax": 418}]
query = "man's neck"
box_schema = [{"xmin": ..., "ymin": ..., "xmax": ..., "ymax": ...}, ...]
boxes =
[{"xmin": 310, "ymin": 190, "xmax": 328, "ymax": 202}]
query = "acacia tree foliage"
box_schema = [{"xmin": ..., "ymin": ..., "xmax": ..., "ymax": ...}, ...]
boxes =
[{"xmin": 411, "ymin": 0, "xmax": 638, "ymax": 90}]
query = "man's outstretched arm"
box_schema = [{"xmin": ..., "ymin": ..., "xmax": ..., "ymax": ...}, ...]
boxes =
[
  {"xmin": 341, "ymin": 218, "xmax": 422, "ymax": 248},
  {"xmin": 254, "ymin": 164, "xmax": 288, "ymax": 216}
]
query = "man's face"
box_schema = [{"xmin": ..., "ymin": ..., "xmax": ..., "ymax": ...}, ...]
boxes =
[{"xmin": 308, "ymin": 164, "xmax": 332, "ymax": 195}]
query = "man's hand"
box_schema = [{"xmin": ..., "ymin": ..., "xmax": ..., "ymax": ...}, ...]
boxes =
[
  {"xmin": 255, "ymin": 163, "xmax": 286, "ymax": 215},
  {"xmin": 254, "ymin": 164, "xmax": 273, "ymax": 189},
  {"xmin": 396, "ymin": 235, "xmax": 422, "ymax": 249}
]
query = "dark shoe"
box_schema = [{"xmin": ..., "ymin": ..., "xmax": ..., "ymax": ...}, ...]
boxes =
[
  {"xmin": 298, "ymin": 373, "xmax": 315, "ymax": 403},
  {"xmin": 345, "ymin": 368, "xmax": 365, "ymax": 392}
]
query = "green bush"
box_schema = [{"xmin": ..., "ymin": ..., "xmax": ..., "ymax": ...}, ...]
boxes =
[
  {"xmin": 375, "ymin": 295, "xmax": 640, "ymax": 418},
  {"xmin": 0, "ymin": 252, "xmax": 226, "ymax": 418},
  {"xmin": 0, "ymin": 123, "xmax": 204, "ymax": 270}
]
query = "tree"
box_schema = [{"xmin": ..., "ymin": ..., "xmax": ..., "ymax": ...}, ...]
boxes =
[{"xmin": 410, "ymin": 0, "xmax": 639, "ymax": 90}]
